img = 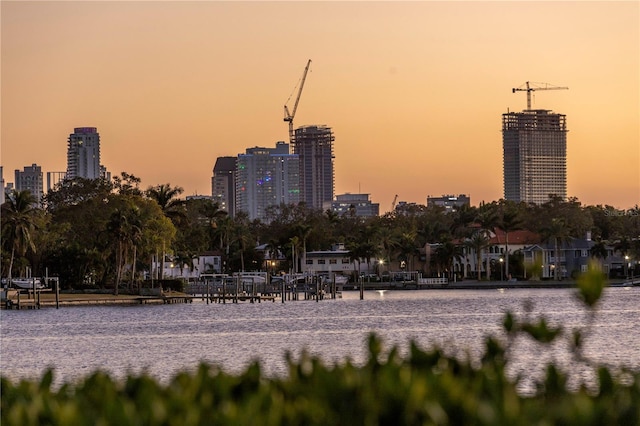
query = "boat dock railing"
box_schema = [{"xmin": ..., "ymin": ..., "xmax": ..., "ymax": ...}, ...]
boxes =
[
  {"xmin": 417, "ymin": 277, "xmax": 449, "ymax": 288},
  {"xmin": 185, "ymin": 273, "xmax": 342, "ymax": 303}
]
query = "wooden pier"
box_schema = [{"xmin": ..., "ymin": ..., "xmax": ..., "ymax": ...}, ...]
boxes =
[
  {"xmin": 2, "ymin": 289, "xmax": 193, "ymax": 310},
  {"xmin": 185, "ymin": 273, "xmax": 342, "ymax": 304}
]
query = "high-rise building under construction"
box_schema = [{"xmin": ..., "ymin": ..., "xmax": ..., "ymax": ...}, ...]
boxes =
[
  {"xmin": 502, "ymin": 109, "xmax": 567, "ymax": 204},
  {"xmin": 293, "ymin": 125, "xmax": 335, "ymax": 210}
]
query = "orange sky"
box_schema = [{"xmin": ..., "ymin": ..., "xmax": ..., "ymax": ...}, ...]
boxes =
[{"xmin": 2, "ymin": 1, "xmax": 638, "ymax": 212}]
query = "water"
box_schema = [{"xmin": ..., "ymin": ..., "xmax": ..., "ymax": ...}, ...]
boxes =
[{"xmin": 2, "ymin": 288, "xmax": 639, "ymax": 389}]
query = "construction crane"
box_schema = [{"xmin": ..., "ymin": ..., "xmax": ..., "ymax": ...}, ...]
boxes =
[
  {"xmin": 391, "ymin": 194, "xmax": 398, "ymax": 211},
  {"xmin": 512, "ymin": 81, "xmax": 568, "ymax": 110},
  {"xmin": 284, "ymin": 59, "xmax": 312, "ymax": 145}
]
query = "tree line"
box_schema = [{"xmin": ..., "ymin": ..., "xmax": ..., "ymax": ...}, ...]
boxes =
[{"xmin": 2, "ymin": 172, "xmax": 639, "ymax": 290}]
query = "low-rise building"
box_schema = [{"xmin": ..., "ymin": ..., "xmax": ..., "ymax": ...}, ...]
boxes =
[
  {"xmin": 326, "ymin": 193, "xmax": 379, "ymax": 217},
  {"xmin": 427, "ymin": 194, "xmax": 470, "ymax": 212},
  {"xmin": 522, "ymin": 235, "xmax": 626, "ymax": 280}
]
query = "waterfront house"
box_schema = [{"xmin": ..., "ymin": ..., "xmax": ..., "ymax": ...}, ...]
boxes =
[
  {"xmin": 453, "ymin": 229, "xmax": 540, "ymax": 280},
  {"xmin": 522, "ymin": 234, "xmax": 627, "ymax": 279},
  {"xmin": 304, "ymin": 243, "xmax": 376, "ymax": 278}
]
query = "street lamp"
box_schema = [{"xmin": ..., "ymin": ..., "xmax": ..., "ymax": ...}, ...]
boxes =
[
  {"xmin": 499, "ymin": 257, "xmax": 504, "ymax": 281},
  {"xmin": 625, "ymin": 255, "xmax": 630, "ymax": 279}
]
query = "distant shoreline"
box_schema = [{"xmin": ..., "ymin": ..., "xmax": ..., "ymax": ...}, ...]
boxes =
[
  {"xmin": 3, "ymin": 280, "xmax": 637, "ymax": 310},
  {"xmin": 347, "ymin": 279, "xmax": 638, "ymax": 291}
]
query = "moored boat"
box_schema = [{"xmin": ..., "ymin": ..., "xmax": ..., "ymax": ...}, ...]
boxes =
[{"xmin": 10, "ymin": 278, "xmax": 46, "ymax": 290}]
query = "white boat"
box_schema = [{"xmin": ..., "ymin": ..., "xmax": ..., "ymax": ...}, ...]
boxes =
[
  {"xmin": 320, "ymin": 274, "xmax": 349, "ymax": 285},
  {"xmin": 10, "ymin": 278, "xmax": 46, "ymax": 290}
]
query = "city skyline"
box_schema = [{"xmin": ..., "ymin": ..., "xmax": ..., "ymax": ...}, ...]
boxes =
[{"xmin": 2, "ymin": 1, "xmax": 638, "ymax": 212}]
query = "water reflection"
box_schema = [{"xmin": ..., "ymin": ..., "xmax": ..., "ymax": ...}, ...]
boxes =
[{"xmin": 2, "ymin": 288, "xmax": 638, "ymax": 390}]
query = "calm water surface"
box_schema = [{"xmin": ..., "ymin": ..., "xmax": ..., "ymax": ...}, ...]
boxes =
[{"xmin": 2, "ymin": 288, "xmax": 639, "ymax": 388}]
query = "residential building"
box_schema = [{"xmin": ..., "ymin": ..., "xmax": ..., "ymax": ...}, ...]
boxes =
[
  {"xmin": 3, "ymin": 182, "xmax": 15, "ymax": 200},
  {"xmin": 154, "ymin": 251, "xmax": 223, "ymax": 280},
  {"xmin": 427, "ymin": 194, "xmax": 470, "ymax": 212},
  {"xmin": 503, "ymin": 110, "xmax": 567, "ymax": 204},
  {"xmin": 454, "ymin": 229, "xmax": 540, "ymax": 279},
  {"xmin": 0, "ymin": 167, "xmax": 4, "ymax": 204},
  {"xmin": 14, "ymin": 163, "xmax": 44, "ymax": 206},
  {"xmin": 522, "ymin": 234, "xmax": 627, "ymax": 280},
  {"xmin": 46, "ymin": 171, "xmax": 67, "ymax": 192},
  {"xmin": 100, "ymin": 165, "xmax": 111, "ymax": 182},
  {"xmin": 327, "ymin": 193, "xmax": 379, "ymax": 217},
  {"xmin": 304, "ymin": 243, "xmax": 374, "ymax": 277},
  {"xmin": 66, "ymin": 127, "xmax": 103, "ymax": 180},
  {"xmin": 292, "ymin": 125, "xmax": 335, "ymax": 210},
  {"xmin": 212, "ymin": 156, "xmax": 236, "ymax": 217},
  {"xmin": 235, "ymin": 142, "xmax": 300, "ymax": 221}
]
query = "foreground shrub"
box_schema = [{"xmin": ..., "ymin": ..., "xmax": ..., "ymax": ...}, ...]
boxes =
[{"xmin": 2, "ymin": 263, "xmax": 639, "ymax": 425}]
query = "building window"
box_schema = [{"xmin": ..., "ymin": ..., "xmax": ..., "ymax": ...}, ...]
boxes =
[
  {"xmin": 329, "ymin": 259, "xmax": 337, "ymax": 264},
  {"xmin": 341, "ymin": 258, "xmax": 350, "ymax": 264},
  {"xmin": 306, "ymin": 259, "xmax": 313, "ymax": 265},
  {"xmin": 317, "ymin": 259, "xmax": 326, "ymax": 265},
  {"xmin": 582, "ymin": 250, "xmax": 588, "ymax": 257},
  {"xmin": 581, "ymin": 265, "xmax": 588, "ymax": 273}
]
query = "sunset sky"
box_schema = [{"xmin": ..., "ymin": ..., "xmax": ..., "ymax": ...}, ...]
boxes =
[{"xmin": 2, "ymin": 1, "xmax": 638, "ymax": 212}]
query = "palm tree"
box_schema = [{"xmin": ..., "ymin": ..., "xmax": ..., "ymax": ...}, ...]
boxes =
[
  {"xmin": 173, "ymin": 252, "xmax": 197, "ymax": 276},
  {"xmin": 377, "ymin": 225, "xmax": 399, "ymax": 274},
  {"xmin": 541, "ymin": 218, "xmax": 570, "ymax": 280},
  {"xmin": 200, "ymin": 200, "xmax": 228, "ymax": 250},
  {"xmin": 290, "ymin": 236, "xmax": 300, "ymax": 274},
  {"xmin": 476, "ymin": 205, "xmax": 500, "ymax": 280},
  {"xmin": 107, "ymin": 206, "xmax": 142, "ymax": 294},
  {"xmin": 466, "ymin": 231, "xmax": 490, "ymax": 281},
  {"xmin": 450, "ymin": 204, "xmax": 476, "ymax": 238},
  {"xmin": 589, "ymin": 241, "xmax": 608, "ymax": 261},
  {"xmin": 107, "ymin": 208, "xmax": 128, "ymax": 295},
  {"xmin": 347, "ymin": 224, "xmax": 379, "ymax": 277},
  {"xmin": 231, "ymin": 212, "xmax": 253, "ymax": 272},
  {"xmin": 213, "ymin": 215, "xmax": 235, "ymax": 273},
  {"xmin": 500, "ymin": 207, "xmax": 523, "ymax": 280},
  {"xmin": 145, "ymin": 184, "xmax": 186, "ymax": 225},
  {"xmin": 434, "ymin": 240, "xmax": 462, "ymax": 279},
  {"xmin": 397, "ymin": 229, "xmax": 417, "ymax": 272},
  {"xmin": 294, "ymin": 223, "xmax": 312, "ymax": 271},
  {"xmin": 1, "ymin": 190, "xmax": 38, "ymax": 281},
  {"xmin": 264, "ymin": 238, "xmax": 281, "ymax": 274}
]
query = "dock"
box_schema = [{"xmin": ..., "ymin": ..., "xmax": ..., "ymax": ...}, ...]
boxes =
[{"xmin": 2, "ymin": 288, "xmax": 193, "ymax": 310}]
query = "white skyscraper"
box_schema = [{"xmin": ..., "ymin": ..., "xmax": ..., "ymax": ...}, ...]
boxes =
[
  {"xmin": 15, "ymin": 163, "xmax": 44, "ymax": 206},
  {"xmin": 66, "ymin": 127, "xmax": 101, "ymax": 180},
  {"xmin": 235, "ymin": 142, "xmax": 300, "ymax": 221}
]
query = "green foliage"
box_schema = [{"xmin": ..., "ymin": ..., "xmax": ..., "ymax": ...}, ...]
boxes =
[
  {"xmin": 576, "ymin": 260, "xmax": 607, "ymax": 308},
  {"xmin": 4, "ymin": 177, "xmax": 640, "ymax": 288},
  {"xmin": 3, "ymin": 285, "xmax": 640, "ymax": 425},
  {"xmin": 2, "ymin": 336, "xmax": 638, "ymax": 425}
]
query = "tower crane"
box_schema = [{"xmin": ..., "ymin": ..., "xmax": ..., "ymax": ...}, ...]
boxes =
[
  {"xmin": 284, "ymin": 59, "xmax": 312, "ymax": 145},
  {"xmin": 512, "ymin": 81, "xmax": 568, "ymax": 110},
  {"xmin": 391, "ymin": 194, "xmax": 398, "ymax": 211}
]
